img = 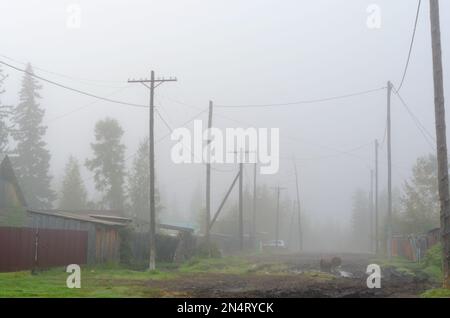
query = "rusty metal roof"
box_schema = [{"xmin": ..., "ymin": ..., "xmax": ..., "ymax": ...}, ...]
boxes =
[{"xmin": 27, "ymin": 209, "xmax": 128, "ymax": 227}]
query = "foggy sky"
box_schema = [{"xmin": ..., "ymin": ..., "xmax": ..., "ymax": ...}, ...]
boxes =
[{"xmin": 1, "ymin": 0, "xmax": 449, "ymax": 230}]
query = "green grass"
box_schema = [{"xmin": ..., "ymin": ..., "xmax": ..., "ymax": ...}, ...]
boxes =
[
  {"xmin": 178, "ymin": 256, "xmax": 253, "ymax": 274},
  {"xmin": 0, "ymin": 257, "xmax": 254, "ymax": 297},
  {"xmin": 0, "ymin": 255, "xmax": 363, "ymax": 297},
  {"xmin": 422, "ymin": 244, "xmax": 443, "ymax": 282},
  {"xmin": 372, "ymin": 245, "xmax": 450, "ymax": 298},
  {"xmin": 372, "ymin": 249, "xmax": 443, "ymax": 282},
  {"xmin": 421, "ymin": 288, "xmax": 450, "ymax": 298},
  {"xmin": 0, "ymin": 266, "xmax": 172, "ymax": 298},
  {"xmin": 371, "ymin": 256, "xmax": 422, "ymax": 277}
]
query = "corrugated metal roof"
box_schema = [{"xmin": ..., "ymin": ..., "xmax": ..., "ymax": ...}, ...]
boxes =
[
  {"xmin": 64, "ymin": 209, "xmax": 125, "ymax": 217},
  {"xmin": 27, "ymin": 209, "xmax": 127, "ymax": 227},
  {"xmin": 89, "ymin": 214, "xmax": 132, "ymax": 223}
]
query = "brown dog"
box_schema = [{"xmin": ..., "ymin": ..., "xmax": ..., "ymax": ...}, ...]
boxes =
[{"xmin": 319, "ymin": 257, "xmax": 342, "ymax": 273}]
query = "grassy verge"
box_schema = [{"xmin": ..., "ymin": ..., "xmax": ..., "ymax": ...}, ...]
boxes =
[
  {"xmin": 0, "ymin": 256, "xmax": 257, "ymax": 297},
  {"xmin": 0, "ymin": 265, "xmax": 174, "ymax": 298},
  {"xmin": 421, "ymin": 288, "xmax": 450, "ymax": 298},
  {"xmin": 0, "ymin": 255, "xmax": 333, "ymax": 297},
  {"xmin": 372, "ymin": 244, "xmax": 450, "ymax": 298},
  {"xmin": 178, "ymin": 256, "xmax": 254, "ymax": 274},
  {"xmin": 371, "ymin": 256, "xmax": 423, "ymax": 277}
]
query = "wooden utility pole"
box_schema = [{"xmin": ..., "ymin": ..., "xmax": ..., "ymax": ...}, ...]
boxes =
[
  {"xmin": 205, "ymin": 101, "xmax": 213, "ymax": 252},
  {"xmin": 252, "ymin": 162, "xmax": 257, "ymax": 248},
  {"xmin": 374, "ymin": 139, "xmax": 379, "ymax": 254},
  {"xmin": 272, "ymin": 186, "xmax": 286, "ymax": 248},
  {"xmin": 387, "ymin": 80, "xmax": 393, "ymax": 259},
  {"xmin": 293, "ymin": 160, "xmax": 303, "ymax": 252},
  {"xmin": 209, "ymin": 171, "xmax": 240, "ymax": 229},
  {"xmin": 239, "ymin": 162, "xmax": 244, "ymax": 251},
  {"xmin": 370, "ymin": 169, "xmax": 374, "ymax": 253},
  {"xmin": 128, "ymin": 72, "xmax": 177, "ymax": 270},
  {"xmin": 429, "ymin": 0, "xmax": 450, "ymax": 288}
]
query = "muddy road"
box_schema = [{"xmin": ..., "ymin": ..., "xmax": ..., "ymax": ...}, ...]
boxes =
[{"xmin": 147, "ymin": 253, "xmax": 436, "ymax": 298}]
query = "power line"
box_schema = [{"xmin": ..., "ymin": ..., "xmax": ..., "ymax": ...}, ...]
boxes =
[
  {"xmin": 397, "ymin": 0, "xmax": 422, "ymax": 92},
  {"xmin": 155, "ymin": 108, "xmax": 207, "ymax": 143},
  {"xmin": 391, "ymin": 84, "xmax": 436, "ymax": 149},
  {"xmin": 0, "ymin": 60, "xmax": 148, "ymax": 108},
  {"xmin": 0, "ymin": 53, "xmax": 124, "ymax": 86},
  {"xmin": 215, "ymin": 87, "xmax": 386, "ymax": 108},
  {"xmin": 167, "ymin": 96, "xmax": 380, "ymax": 167},
  {"xmin": 155, "ymin": 109, "xmax": 234, "ymax": 173},
  {"xmin": 164, "ymin": 93, "xmax": 391, "ymax": 171},
  {"xmin": 281, "ymin": 142, "xmax": 372, "ymax": 162},
  {"xmin": 47, "ymin": 85, "xmax": 132, "ymax": 123}
]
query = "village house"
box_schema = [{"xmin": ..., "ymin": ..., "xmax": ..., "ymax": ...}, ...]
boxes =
[{"xmin": 0, "ymin": 155, "xmax": 131, "ymax": 264}]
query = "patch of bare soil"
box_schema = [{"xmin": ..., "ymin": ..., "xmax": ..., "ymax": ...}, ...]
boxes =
[{"xmin": 145, "ymin": 253, "xmax": 435, "ymax": 298}]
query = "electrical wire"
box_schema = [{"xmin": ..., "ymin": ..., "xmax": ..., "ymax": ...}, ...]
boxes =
[
  {"xmin": 397, "ymin": 0, "xmax": 422, "ymax": 92},
  {"xmin": 215, "ymin": 87, "xmax": 386, "ymax": 108},
  {"xmin": 155, "ymin": 109, "xmax": 234, "ymax": 173},
  {"xmin": 0, "ymin": 53, "xmax": 124, "ymax": 86},
  {"xmin": 0, "ymin": 60, "xmax": 148, "ymax": 108},
  {"xmin": 392, "ymin": 84, "xmax": 436, "ymax": 149},
  {"xmin": 47, "ymin": 85, "xmax": 132, "ymax": 123}
]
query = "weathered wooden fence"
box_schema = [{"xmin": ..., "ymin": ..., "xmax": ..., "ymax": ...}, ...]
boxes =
[{"xmin": 0, "ymin": 226, "xmax": 87, "ymax": 272}]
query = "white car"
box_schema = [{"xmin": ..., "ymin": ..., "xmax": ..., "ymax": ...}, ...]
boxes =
[{"xmin": 262, "ymin": 240, "xmax": 286, "ymax": 249}]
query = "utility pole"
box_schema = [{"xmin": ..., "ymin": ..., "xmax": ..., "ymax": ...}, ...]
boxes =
[
  {"xmin": 128, "ymin": 71, "xmax": 177, "ymax": 270},
  {"xmin": 205, "ymin": 101, "xmax": 213, "ymax": 253},
  {"xmin": 252, "ymin": 162, "xmax": 257, "ymax": 248},
  {"xmin": 374, "ymin": 139, "xmax": 379, "ymax": 255},
  {"xmin": 293, "ymin": 160, "xmax": 302, "ymax": 252},
  {"xmin": 370, "ymin": 169, "xmax": 374, "ymax": 253},
  {"xmin": 429, "ymin": 0, "xmax": 450, "ymax": 288},
  {"xmin": 386, "ymin": 80, "xmax": 393, "ymax": 259},
  {"xmin": 239, "ymin": 162, "xmax": 244, "ymax": 251},
  {"xmin": 231, "ymin": 150, "xmax": 250, "ymax": 252},
  {"xmin": 272, "ymin": 186, "xmax": 286, "ymax": 248}
]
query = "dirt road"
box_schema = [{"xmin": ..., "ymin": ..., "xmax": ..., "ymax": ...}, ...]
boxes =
[{"xmin": 147, "ymin": 253, "xmax": 435, "ymax": 298}]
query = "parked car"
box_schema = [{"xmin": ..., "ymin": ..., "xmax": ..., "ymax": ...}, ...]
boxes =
[{"xmin": 261, "ymin": 240, "xmax": 286, "ymax": 249}]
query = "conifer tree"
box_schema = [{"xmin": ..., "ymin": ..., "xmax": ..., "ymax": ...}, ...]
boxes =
[
  {"xmin": 59, "ymin": 156, "xmax": 88, "ymax": 210},
  {"xmin": 86, "ymin": 117, "xmax": 126, "ymax": 210},
  {"xmin": 11, "ymin": 63, "xmax": 55, "ymax": 208}
]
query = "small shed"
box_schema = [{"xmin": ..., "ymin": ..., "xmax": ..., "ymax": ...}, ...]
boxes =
[
  {"xmin": 27, "ymin": 209, "xmax": 131, "ymax": 264},
  {"xmin": 426, "ymin": 227, "xmax": 440, "ymax": 247}
]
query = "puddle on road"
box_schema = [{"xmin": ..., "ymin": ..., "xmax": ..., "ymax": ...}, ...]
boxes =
[
  {"xmin": 289, "ymin": 268, "xmax": 354, "ymax": 278},
  {"xmin": 337, "ymin": 270, "xmax": 353, "ymax": 278}
]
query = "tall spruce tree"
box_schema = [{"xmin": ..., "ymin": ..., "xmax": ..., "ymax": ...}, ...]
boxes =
[
  {"xmin": 0, "ymin": 66, "xmax": 11, "ymax": 153},
  {"xmin": 12, "ymin": 63, "xmax": 55, "ymax": 209},
  {"xmin": 86, "ymin": 117, "xmax": 126, "ymax": 210},
  {"xmin": 59, "ymin": 156, "xmax": 88, "ymax": 210},
  {"xmin": 127, "ymin": 137, "xmax": 162, "ymax": 224}
]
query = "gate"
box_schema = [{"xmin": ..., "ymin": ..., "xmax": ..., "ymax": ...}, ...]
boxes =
[{"xmin": 0, "ymin": 226, "xmax": 88, "ymax": 272}]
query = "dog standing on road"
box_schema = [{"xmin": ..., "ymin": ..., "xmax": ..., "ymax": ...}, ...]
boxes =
[{"xmin": 319, "ymin": 257, "xmax": 342, "ymax": 273}]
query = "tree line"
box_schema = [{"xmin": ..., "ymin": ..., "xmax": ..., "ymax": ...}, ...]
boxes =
[
  {"xmin": 0, "ymin": 63, "xmax": 161, "ymax": 223},
  {"xmin": 351, "ymin": 154, "xmax": 441, "ymax": 251}
]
